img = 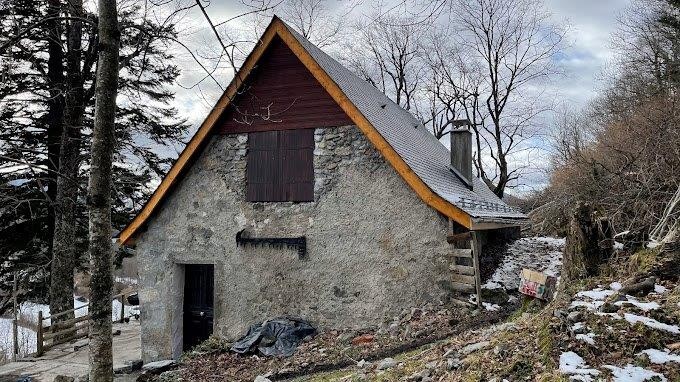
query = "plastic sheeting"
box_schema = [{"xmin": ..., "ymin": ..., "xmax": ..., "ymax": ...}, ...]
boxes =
[{"xmin": 231, "ymin": 317, "xmax": 316, "ymax": 357}]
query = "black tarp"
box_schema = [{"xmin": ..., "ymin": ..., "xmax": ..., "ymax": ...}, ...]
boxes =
[{"xmin": 231, "ymin": 317, "xmax": 316, "ymax": 357}]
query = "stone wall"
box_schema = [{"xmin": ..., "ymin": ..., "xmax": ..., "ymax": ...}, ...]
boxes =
[{"xmin": 135, "ymin": 125, "xmax": 458, "ymax": 361}]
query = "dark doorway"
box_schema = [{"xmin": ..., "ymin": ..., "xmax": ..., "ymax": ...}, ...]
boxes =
[{"xmin": 183, "ymin": 264, "xmax": 214, "ymax": 350}]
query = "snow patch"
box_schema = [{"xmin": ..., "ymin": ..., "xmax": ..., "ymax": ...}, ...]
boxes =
[
  {"xmin": 614, "ymin": 296, "xmax": 660, "ymax": 312},
  {"xmin": 575, "ymin": 332, "xmax": 596, "ymax": 345},
  {"xmin": 613, "ymin": 241, "xmax": 624, "ymax": 250},
  {"xmin": 623, "ymin": 313, "xmax": 680, "ymax": 334},
  {"xmin": 603, "ymin": 364, "xmax": 667, "ymax": 381},
  {"xmin": 571, "ymin": 322, "xmax": 585, "ymax": 331},
  {"xmin": 559, "ymin": 351, "xmax": 600, "ymax": 378},
  {"xmin": 482, "ymin": 302, "xmax": 500, "ymax": 312},
  {"xmin": 482, "ymin": 236, "xmax": 565, "ymax": 290},
  {"xmin": 570, "ymin": 300, "xmax": 605, "ymax": 311},
  {"xmin": 575, "ymin": 288, "xmax": 616, "ymax": 300},
  {"xmin": 654, "ymin": 284, "xmax": 668, "ymax": 294},
  {"xmin": 610, "ymin": 282, "xmax": 623, "ymax": 291},
  {"xmin": 638, "ymin": 349, "xmax": 680, "ymax": 364}
]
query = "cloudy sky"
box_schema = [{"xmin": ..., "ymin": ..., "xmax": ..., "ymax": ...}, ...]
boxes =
[{"xmin": 158, "ymin": 0, "xmax": 635, "ymax": 194}]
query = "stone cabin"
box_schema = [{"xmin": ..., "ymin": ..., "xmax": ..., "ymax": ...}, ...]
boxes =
[{"xmin": 118, "ymin": 16, "xmax": 528, "ymax": 362}]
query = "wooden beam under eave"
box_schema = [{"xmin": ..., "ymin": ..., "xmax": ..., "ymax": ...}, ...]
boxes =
[{"xmin": 469, "ymin": 221, "xmax": 523, "ymax": 231}]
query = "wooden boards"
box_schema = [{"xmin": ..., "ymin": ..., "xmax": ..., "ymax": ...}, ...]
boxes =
[{"xmin": 449, "ymin": 235, "xmax": 482, "ymax": 307}]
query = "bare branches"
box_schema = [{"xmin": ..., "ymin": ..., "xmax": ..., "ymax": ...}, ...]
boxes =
[
  {"xmin": 348, "ymin": 13, "xmax": 428, "ymax": 111},
  {"xmin": 278, "ymin": 0, "xmax": 359, "ymax": 48},
  {"xmin": 446, "ymin": 0, "xmax": 565, "ymax": 196}
]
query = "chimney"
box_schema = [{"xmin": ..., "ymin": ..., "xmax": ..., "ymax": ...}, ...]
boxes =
[{"xmin": 450, "ymin": 122, "xmax": 473, "ymax": 190}]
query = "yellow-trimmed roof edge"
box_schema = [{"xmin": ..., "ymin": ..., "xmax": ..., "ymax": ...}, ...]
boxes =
[{"xmin": 117, "ymin": 17, "xmax": 472, "ymax": 245}]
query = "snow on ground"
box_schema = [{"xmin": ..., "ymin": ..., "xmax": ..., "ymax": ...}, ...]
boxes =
[
  {"xmin": 638, "ymin": 349, "xmax": 680, "ymax": 364},
  {"xmin": 603, "ymin": 364, "xmax": 667, "ymax": 382},
  {"xmin": 622, "ymin": 313, "xmax": 680, "ymax": 334},
  {"xmin": 576, "ymin": 287, "xmax": 617, "ymax": 300},
  {"xmin": 614, "ymin": 297, "xmax": 660, "ymax": 312},
  {"xmin": 0, "ymin": 318, "xmax": 37, "ymax": 360},
  {"xmin": 655, "ymin": 284, "xmax": 668, "ymax": 294},
  {"xmin": 482, "ymin": 302, "xmax": 500, "ymax": 311},
  {"xmin": 575, "ymin": 332, "xmax": 596, "ymax": 345},
  {"xmin": 559, "ymin": 351, "xmax": 600, "ymax": 380},
  {"xmin": 482, "ymin": 236, "xmax": 565, "ymax": 290}
]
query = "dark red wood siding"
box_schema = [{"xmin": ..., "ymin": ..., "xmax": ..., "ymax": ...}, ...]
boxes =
[
  {"xmin": 218, "ymin": 36, "xmax": 352, "ymax": 134},
  {"xmin": 246, "ymin": 129, "xmax": 314, "ymax": 202}
]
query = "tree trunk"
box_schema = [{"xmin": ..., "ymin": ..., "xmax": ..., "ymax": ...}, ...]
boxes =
[
  {"xmin": 49, "ymin": 0, "xmax": 85, "ymax": 330},
  {"xmin": 562, "ymin": 202, "xmax": 613, "ymax": 282},
  {"xmin": 88, "ymin": 0, "xmax": 119, "ymax": 380},
  {"xmin": 45, "ymin": 0, "xmax": 65, "ymax": 266}
]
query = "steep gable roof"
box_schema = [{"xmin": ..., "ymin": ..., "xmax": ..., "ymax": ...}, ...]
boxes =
[{"xmin": 118, "ymin": 16, "xmax": 526, "ymax": 245}]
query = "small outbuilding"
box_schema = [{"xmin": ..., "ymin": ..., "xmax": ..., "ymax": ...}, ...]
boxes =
[{"xmin": 118, "ymin": 16, "xmax": 528, "ymax": 362}]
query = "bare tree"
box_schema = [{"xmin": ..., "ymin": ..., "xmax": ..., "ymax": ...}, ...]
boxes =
[
  {"xmin": 88, "ymin": 0, "xmax": 119, "ymax": 378},
  {"xmin": 451, "ymin": 0, "xmax": 565, "ymax": 197},
  {"xmin": 422, "ymin": 32, "xmax": 489, "ymax": 178},
  {"xmin": 347, "ymin": 14, "xmax": 428, "ymax": 111},
  {"xmin": 279, "ymin": 0, "xmax": 359, "ymax": 48}
]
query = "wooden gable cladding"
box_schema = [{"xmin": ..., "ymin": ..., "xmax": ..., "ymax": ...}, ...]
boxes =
[
  {"xmin": 217, "ymin": 36, "xmax": 352, "ymax": 134},
  {"xmin": 246, "ymin": 129, "xmax": 314, "ymax": 202}
]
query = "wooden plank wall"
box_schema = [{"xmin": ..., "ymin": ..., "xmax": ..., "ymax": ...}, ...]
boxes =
[{"xmin": 218, "ymin": 36, "xmax": 352, "ymax": 134}]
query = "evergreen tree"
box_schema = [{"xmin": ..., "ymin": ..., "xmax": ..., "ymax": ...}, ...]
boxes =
[{"xmin": 0, "ymin": 0, "xmax": 189, "ymax": 311}]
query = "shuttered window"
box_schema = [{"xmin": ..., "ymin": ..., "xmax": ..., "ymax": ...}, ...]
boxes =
[{"xmin": 246, "ymin": 129, "xmax": 314, "ymax": 202}]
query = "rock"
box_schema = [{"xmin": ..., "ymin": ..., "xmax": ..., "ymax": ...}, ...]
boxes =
[
  {"xmin": 377, "ymin": 357, "xmax": 397, "ymax": 370},
  {"xmin": 337, "ymin": 332, "xmax": 355, "ymax": 344},
  {"xmin": 254, "ymin": 376, "xmax": 272, "ymax": 382},
  {"xmin": 357, "ymin": 359, "xmax": 372, "ymax": 369},
  {"xmin": 158, "ymin": 369, "xmax": 183, "ymax": 381},
  {"xmin": 620, "ymin": 277, "xmax": 656, "ymax": 297},
  {"xmin": 447, "ymin": 358, "xmax": 462, "ymax": 370},
  {"xmin": 141, "ymin": 360, "xmax": 176, "ymax": 374},
  {"xmin": 481, "ymin": 287, "xmax": 510, "ymax": 305},
  {"xmin": 407, "ymin": 368, "xmax": 432, "ymax": 382},
  {"xmin": 493, "ymin": 345, "xmax": 508, "ymax": 357},
  {"xmin": 567, "ymin": 311, "xmax": 584, "ymax": 322},
  {"xmin": 443, "ymin": 348, "xmax": 456, "ymax": 358},
  {"xmin": 553, "ymin": 309, "xmax": 566, "ymax": 319},
  {"xmin": 600, "ymin": 302, "xmax": 620, "ymax": 313},
  {"xmin": 351, "ymin": 333, "xmax": 374, "ymax": 345},
  {"xmin": 425, "ymin": 361, "xmax": 438, "ymax": 369},
  {"xmin": 459, "ymin": 341, "xmax": 490, "ymax": 356},
  {"xmin": 114, "ymin": 359, "xmax": 144, "ymax": 374},
  {"xmin": 136, "ymin": 371, "xmax": 155, "ymax": 382},
  {"xmin": 54, "ymin": 376, "xmax": 75, "ymax": 382}
]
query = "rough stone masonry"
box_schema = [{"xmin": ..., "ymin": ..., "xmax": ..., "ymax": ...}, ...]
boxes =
[{"xmin": 135, "ymin": 125, "xmax": 460, "ymax": 361}]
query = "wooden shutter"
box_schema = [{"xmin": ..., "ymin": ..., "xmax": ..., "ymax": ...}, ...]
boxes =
[
  {"xmin": 246, "ymin": 129, "xmax": 314, "ymax": 202},
  {"xmin": 281, "ymin": 129, "xmax": 314, "ymax": 202},
  {"xmin": 247, "ymin": 131, "xmax": 280, "ymax": 201}
]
